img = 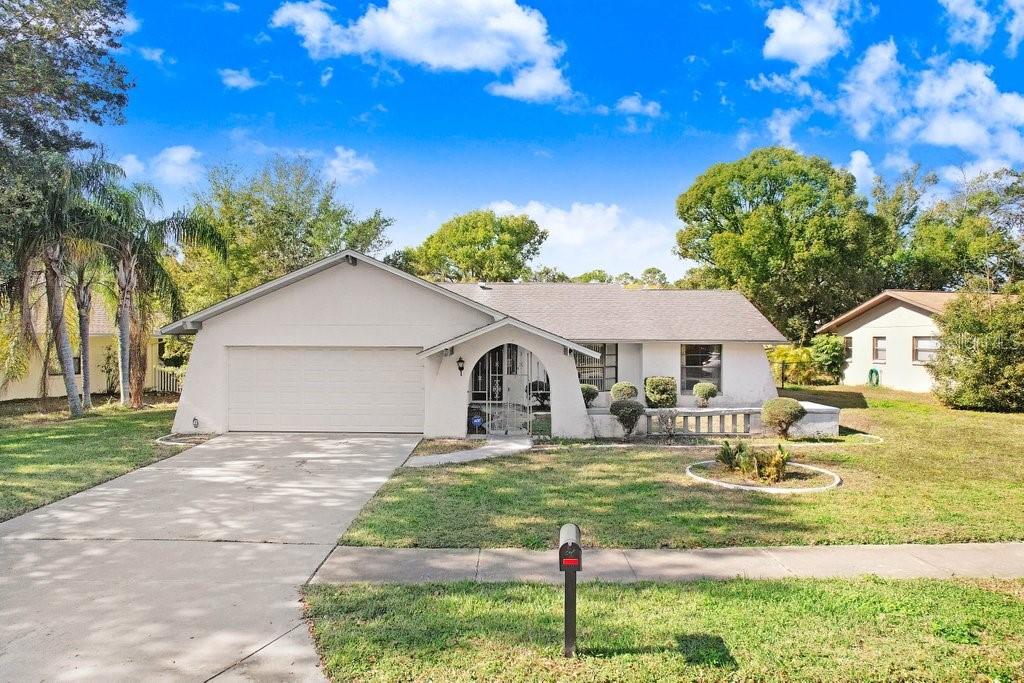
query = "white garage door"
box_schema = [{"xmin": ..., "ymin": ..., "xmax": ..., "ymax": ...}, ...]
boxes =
[{"xmin": 227, "ymin": 347, "xmax": 424, "ymax": 432}]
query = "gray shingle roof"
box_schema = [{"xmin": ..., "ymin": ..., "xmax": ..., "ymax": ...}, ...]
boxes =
[{"xmin": 440, "ymin": 283, "xmax": 787, "ymax": 343}]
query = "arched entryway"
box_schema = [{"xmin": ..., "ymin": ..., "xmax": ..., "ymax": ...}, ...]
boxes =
[{"xmin": 467, "ymin": 343, "xmax": 549, "ymax": 436}]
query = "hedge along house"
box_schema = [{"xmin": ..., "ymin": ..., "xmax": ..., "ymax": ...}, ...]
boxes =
[
  {"xmin": 161, "ymin": 250, "xmax": 786, "ymax": 438},
  {"xmin": 816, "ymin": 290, "xmax": 967, "ymax": 393}
]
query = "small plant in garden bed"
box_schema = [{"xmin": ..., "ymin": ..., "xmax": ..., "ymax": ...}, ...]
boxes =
[{"xmin": 717, "ymin": 441, "xmax": 790, "ymax": 483}]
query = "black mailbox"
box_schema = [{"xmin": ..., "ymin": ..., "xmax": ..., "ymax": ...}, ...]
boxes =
[{"xmin": 559, "ymin": 523, "xmax": 582, "ymax": 572}]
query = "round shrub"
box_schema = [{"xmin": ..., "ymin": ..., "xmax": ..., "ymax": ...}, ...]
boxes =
[
  {"xmin": 644, "ymin": 376, "xmax": 677, "ymax": 408},
  {"xmin": 761, "ymin": 397, "xmax": 807, "ymax": 439},
  {"xmin": 692, "ymin": 382, "xmax": 718, "ymax": 407},
  {"xmin": 580, "ymin": 383, "xmax": 599, "ymax": 408},
  {"xmin": 609, "ymin": 399, "xmax": 645, "ymax": 437},
  {"xmin": 610, "ymin": 381, "xmax": 639, "ymax": 400}
]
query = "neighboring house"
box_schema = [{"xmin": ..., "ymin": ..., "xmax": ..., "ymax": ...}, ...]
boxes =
[
  {"xmin": 0, "ymin": 300, "xmax": 169, "ymax": 402},
  {"xmin": 817, "ymin": 289, "xmax": 961, "ymax": 393},
  {"xmin": 162, "ymin": 250, "xmax": 785, "ymax": 438}
]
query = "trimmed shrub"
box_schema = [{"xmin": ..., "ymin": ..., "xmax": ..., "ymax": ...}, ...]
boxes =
[
  {"xmin": 693, "ymin": 382, "xmax": 718, "ymax": 407},
  {"xmin": 609, "ymin": 399, "xmax": 645, "ymax": 437},
  {"xmin": 610, "ymin": 381, "xmax": 639, "ymax": 400},
  {"xmin": 761, "ymin": 397, "xmax": 807, "ymax": 439},
  {"xmin": 644, "ymin": 376, "xmax": 677, "ymax": 408},
  {"xmin": 580, "ymin": 383, "xmax": 599, "ymax": 408},
  {"xmin": 810, "ymin": 334, "xmax": 847, "ymax": 384}
]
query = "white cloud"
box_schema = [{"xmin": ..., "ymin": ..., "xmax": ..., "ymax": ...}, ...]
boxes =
[
  {"xmin": 847, "ymin": 150, "xmax": 876, "ymax": 195},
  {"xmin": 1004, "ymin": 0, "xmax": 1024, "ymax": 56},
  {"xmin": 938, "ymin": 0, "xmax": 995, "ymax": 50},
  {"xmin": 138, "ymin": 47, "xmax": 166, "ymax": 64},
  {"xmin": 223, "ymin": 2, "xmax": 241, "ymax": 11},
  {"xmin": 116, "ymin": 154, "xmax": 145, "ymax": 179},
  {"xmin": 488, "ymin": 200, "xmax": 682, "ymax": 277},
  {"xmin": 319, "ymin": 66, "xmax": 333, "ymax": 86},
  {"xmin": 839, "ymin": 39, "xmax": 904, "ymax": 139},
  {"xmin": 323, "ymin": 146, "xmax": 377, "ymax": 184},
  {"xmin": 150, "ymin": 146, "xmax": 203, "ymax": 186},
  {"xmin": 735, "ymin": 129, "xmax": 754, "ymax": 150},
  {"xmin": 615, "ymin": 93, "xmax": 662, "ymax": 118},
  {"xmin": 762, "ymin": 0, "xmax": 852, "ymax": 76},
  {"xmin": 766, "ymin": 107, "xmax": 809, "ymax": 148},
  {"xmin": 882, "ymin": 150, "xmax": 914, "ymax": 171},
  {"xmin": 269, "ymin": 0, "xmax": 571, "ymax": 102},
  {"xmin": 112, "ymin": 13, "xmax": 141, "ymax": 35},
  {"xmin": 218, "ymin": 67, "xmax": 263, "ymax": 90}
]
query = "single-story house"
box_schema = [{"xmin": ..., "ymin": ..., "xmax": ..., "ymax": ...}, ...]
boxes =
[
  {"xmin": 161, "ymin": 250, "xmax": 787, "ymax": 438},
  {"xmin": 816, "ymin": 289, "xmax": 959, "ymax": 393},
  {"xmin": 1, "ymin": 299, "xmax": 170, "ymax": 402}
]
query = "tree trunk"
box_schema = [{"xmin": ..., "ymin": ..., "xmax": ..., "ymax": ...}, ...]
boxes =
[
  {"xmin": 73, "ymin": 281, "xmax": 93, "ymax": 409},
  {"xmin": 42, "ymin": 244, "xmax": 83, "ymax": 417},
  {"xmin": 115, "ymin": 255, "xmax": 137, "ymax": 407},
  {"xmin": 128, "ymin": 306, "xmax": 147, "ymax": 409},
  {"xmin": 39, "ymin": 335, "xmax": 53, "ymax": 400}
]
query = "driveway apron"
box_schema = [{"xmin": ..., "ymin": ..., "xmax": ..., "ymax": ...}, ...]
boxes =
[{"xmin": 0, "ymin": 432, "xmax": 417, "ymax": 681}]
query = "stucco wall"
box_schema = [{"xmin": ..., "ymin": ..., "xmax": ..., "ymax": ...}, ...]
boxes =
[
  {"xmin": 423, "ymin": 325, "xmax": 593, "ymax": 439},
  {"xmin": 0, "ymin": 336, "xmax": 159, "ymax": 401},
  {"xmin": 834, "ymin": 300, "xmax": 938, "ymax": 393},
  {"xmin": 173, "ymin": 261, "xmax": 494, "ymax": 433}
]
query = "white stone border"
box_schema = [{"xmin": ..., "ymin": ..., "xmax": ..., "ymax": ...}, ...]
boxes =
[{"xmin": 686, "ymin": 459, "xmax": 842, "ymax": 495}]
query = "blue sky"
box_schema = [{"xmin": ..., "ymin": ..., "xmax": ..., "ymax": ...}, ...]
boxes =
[{"xmin": 99, "ymin": 0, "xmax": 1024, "ymax": 278}]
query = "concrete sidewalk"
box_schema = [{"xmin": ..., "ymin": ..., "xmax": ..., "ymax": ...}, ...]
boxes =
[
  {"xmin": 313, "ymin": 542, "xmax": 1024, "ymax": 584},
  {"xmin": 405, "ymin": 436, "xmax": 533, "ymax": 468}
]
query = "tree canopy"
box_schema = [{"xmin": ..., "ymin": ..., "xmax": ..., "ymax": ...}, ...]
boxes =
[
  {"xmin": 409, "ymin": 210, "xmax": 547, "ymax": 282},
  {"xmin": 0, "ymin": 0, "xmax": 132, "ymax": 155},
  {"xmin": 675, "ymin": 146, "xmax": 895, "ymax": 342}
]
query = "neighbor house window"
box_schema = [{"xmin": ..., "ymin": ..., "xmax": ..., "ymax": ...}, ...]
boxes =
[
  {"xmin": 573, "ymin": 343, "xmax": 617, "ymax": 392},
  {"xmin": 681, "ymin": 344, "xmax": 722, "ymax": 392},
  {"xmin": 872, "ymin": 337, "xmax": 886, "ymax": 363},
  {"xmin": 844, "ymin": 336, "xmax": 853, "ymax": 360},
  {"xmin": 913, "ymin": 336, "xmax": 940, "ymax": 364}
]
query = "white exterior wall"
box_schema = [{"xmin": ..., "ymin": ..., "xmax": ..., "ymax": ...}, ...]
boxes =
[
  {"xmin": 173, "ymin": 262, "xmax": 493, "ymax": 433},
  {"xmin": 423, "ymin": 326, "xmax": 593, "ymax": 439},
  {"xmin": 834, "ymin": 300, "xmax": 938, "ymax": 392},
  {"xmin": 636, "ymin": 341, "xmax": 777, "ymax": 407},
  {"xmin": 0, "ymin": 335, "xmax": 159, "ymax": 401}
]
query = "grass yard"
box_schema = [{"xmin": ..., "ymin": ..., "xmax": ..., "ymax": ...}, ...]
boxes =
[
  {"xmin": 306, "ymin": 578, "xmax": 1024, "ymax": 682},
  {"xmin": 411, "ymin": 438, "xmax": 481, "ymax": 457},
  {"xmin": 342, "ymin": 385, "xmax": 1024, "ymax": 549},
  {"xmin": 0, "ymin": 395, "xmax": 179, "ymax": 521}
]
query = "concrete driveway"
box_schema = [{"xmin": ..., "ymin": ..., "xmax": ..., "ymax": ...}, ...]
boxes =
[{"xmin": 0, "ymin": 432, "xmax": 418, "ymax": 681}]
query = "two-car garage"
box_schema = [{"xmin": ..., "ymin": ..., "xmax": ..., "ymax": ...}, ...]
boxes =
[{"xmin": 225, "ymin": 347, "xmax": 424, "ymax": 433}]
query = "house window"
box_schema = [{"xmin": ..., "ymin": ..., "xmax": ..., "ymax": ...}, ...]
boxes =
[
  {"xmin": 844, "ymin": 336, "xmax": 853, "ymax": 360},
  {"xmin": 573, "ymin": 343, "xmax": 617, "ymax": 392},
  {"xmin": 913, "ymin": 336, "xmax": 940, "ymax": 364},
  {"xmin": 872, "ymin": 337, "xmax": 886, "ymax": 363},
  {"xmin": 47, "ymin": 355, "xmax": 82, "ymax": 376},
  {"xmin": 681, "ymin": 344, "xmax": 722, "ymax": 392}
]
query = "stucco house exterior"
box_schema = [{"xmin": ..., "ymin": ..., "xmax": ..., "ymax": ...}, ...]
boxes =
[
  {"xmin": 816, "ymin": 290, "xmax": 958, "ymax": 393},
  {"xmin": 161, "ymin": 250, "xmax": 787, "ymax": 438},
  {"xmin": 1, "ymin": 299, "xmax": 170, "ymax": 402}
]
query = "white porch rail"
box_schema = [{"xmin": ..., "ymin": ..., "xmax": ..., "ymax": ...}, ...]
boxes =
[
  {"xmin": 155, "ymin": 366, "xmax": 181, "ymax": 394},
  {"xmin": 645, "ymin": 408, "xmax": 754, "ymax": 436}
]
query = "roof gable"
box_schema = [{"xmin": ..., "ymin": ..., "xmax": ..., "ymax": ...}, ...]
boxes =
[{"xmin": 816, "ymin": 290, "xmax": 960, "ymax": 333}]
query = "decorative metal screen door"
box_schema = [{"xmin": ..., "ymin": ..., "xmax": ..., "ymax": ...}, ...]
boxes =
[{"xmin": 470, "ymin": 344, "xmax": 540, "ymax": 436}]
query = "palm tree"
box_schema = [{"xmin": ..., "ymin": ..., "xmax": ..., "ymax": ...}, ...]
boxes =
[
  {"xmin": 4, "ymin": 153, "xmax": 122, "ymax": 417},
  {"xmin": 67, "ymin": 242, "xmax": 106, "ymax": 408},
  {"xmin": 99, "ymin": 183, "xmax": 226, "ymax": 407}
]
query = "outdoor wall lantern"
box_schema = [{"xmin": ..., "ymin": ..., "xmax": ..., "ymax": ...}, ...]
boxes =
[
  {"xmin": 193, "ymin": 417, "xmax": 199, "ymax": 429},
  {"xmin": 456, "ymin": 357, "xmax": 465, "ymax": 375}
]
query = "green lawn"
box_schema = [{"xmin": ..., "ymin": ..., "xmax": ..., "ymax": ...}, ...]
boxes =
[
  {"xmin": 306, "ymin": 578, "xmax": 1024, "ymax": 682},
  {"xmin": 0, "ymin": 396, "xmax": 179, "ymax": 521},
  {"xmin": 341, "ymin": 385, "xmax": 1024, "ymax": 549}
]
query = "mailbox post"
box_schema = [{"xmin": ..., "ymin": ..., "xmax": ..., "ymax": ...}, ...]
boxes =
[{"xmin": 558, "ymin": 523, "xmax": 582, "ymax": 657}]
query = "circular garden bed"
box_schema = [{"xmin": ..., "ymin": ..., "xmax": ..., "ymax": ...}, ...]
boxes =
[{"xmin": 686, "ymin": 459, "xmax": 842, "ymax": 494}]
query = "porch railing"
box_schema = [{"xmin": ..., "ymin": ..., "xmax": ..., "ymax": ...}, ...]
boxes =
[
  {"xmin": 155, "ymin": 366, "xmax": 181, "ymax": 394},
  {"xmin": 644, "ymin": 408, "xmax": 754, "ymax": 436}
]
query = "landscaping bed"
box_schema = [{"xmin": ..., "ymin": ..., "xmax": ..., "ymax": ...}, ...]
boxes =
[
  {"xmin": 0, "ymin": 398, "xmax": 180, "ymax": 521},
  {"xmin": 687, "ymin": 459, "xmax": 838, "ymax": 490},
  {"xmin": 341, "ymin": 385, "xmax": 1024, "ymax": 549},
  {"xmin": 306, "ymin": 578, "xmax": 1024, "ymax": 682}
]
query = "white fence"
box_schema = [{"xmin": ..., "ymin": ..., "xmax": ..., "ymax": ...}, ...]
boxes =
[{"xmin": 155, "ymin": 366, "xmax": 181, "ymax": 394}]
